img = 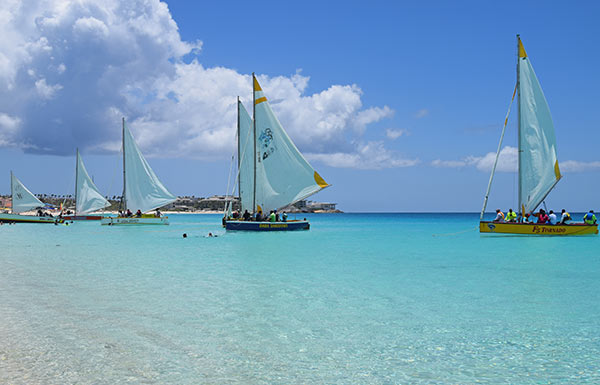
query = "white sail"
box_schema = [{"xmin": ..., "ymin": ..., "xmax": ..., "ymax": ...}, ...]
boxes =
[
  {"xmin": 238, "ymin": 100, "xmax": 255, "ymax": 213},
  {"xmin": 123, "ymin": 121, "xmax": 176, "ymax": 213},
  {"xmin": 253, "ymin": 76, "xmax": 329, "ymax": 213},
  {"xmin": 76, "ymin": 150, "xmax": 110, "ymax": 214},
  {"xmin": 11, "ymin": 172, "xmax": 43, "ymax": 214},
  {"xmin": 518, "ymin": 38, "xmax": 561, "ymax": 214}
]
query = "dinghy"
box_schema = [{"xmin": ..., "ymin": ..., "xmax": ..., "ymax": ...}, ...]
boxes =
[
  {"xmin": 0, "ymin": 172, "xmax": 64, "ymax": 224},
  {"xmin": 479, "ymin": 36, "xmax": 597, "ymax": 235},
  {"xmin": 224, "ymin": 75, "xmax": 330, "ymax": 231},
  {"xmin": 101, "ymin": 118, "xmax": 175, "ymax": 225}
]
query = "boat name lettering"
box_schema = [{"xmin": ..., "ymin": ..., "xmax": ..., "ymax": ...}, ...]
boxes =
[
  {"xmin": 258, "ymin": 223, "xmax": 288, "ymax": 228},
  {"xmin": 532, "ymin": 226, "xmax": 566, "ymax": 234}
]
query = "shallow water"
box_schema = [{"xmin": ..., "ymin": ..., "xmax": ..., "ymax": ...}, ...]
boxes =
[{"xmin": 1, "ymin": 213, "xmax": 599, "ymax": 384}]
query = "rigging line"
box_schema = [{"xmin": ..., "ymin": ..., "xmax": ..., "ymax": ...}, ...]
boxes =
[
  {"xmin": 228, "ymin": 116, "xmax": 254, "ymax": 199},
  {"xmin": 480, "ymin": 82, "xmax": 518, "ymax": 220},
  {"xmin": 223, "ymin": 153, "xmax": 235, "ymax": 214}
]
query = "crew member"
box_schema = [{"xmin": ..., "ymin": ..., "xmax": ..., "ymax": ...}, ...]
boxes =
[{"xmin": 583, "ymin": 210, "xmax": 597, "ymax": 225}]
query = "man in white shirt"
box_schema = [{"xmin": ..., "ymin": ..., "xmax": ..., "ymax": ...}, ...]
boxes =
[{"xmin": 548, "ymin": 210, "xmax": 557, "ymax": 225}]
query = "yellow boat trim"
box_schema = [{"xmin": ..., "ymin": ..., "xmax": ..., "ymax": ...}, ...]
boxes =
[
  {"xmin": 255, "ymin": 96, "xmax": 267, "ymax": 105},
  {"xmin": 314, "ymin": 171, "xmax": 329, "ymax": 188},
  {"xmin": 480, "ymin": 221, "xmax": 597, "ymax": 236}
]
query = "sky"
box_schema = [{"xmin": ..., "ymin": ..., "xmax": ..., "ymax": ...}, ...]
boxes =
[{"xmin": 0, "ymin": 0, "xmax": 599, "ymax": 212}]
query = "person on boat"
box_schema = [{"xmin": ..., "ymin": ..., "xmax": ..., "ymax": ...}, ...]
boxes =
[
  {"xmin": 536, "ymin": 209, "xmax": 549, "ymax": 224},
  {"xmin": 155, "ymin": 209, "xmax": 161, "ymax": 218},
  {"xmin": 583, "ymin": 210, "xmax": 597, "ymax": 225},
  {"xmin": 274, "ymin": 210, "xmax": 280, "ymax": 222},
  {"xmin": 282, "ymin": 212, "xmax": 288, "ymax": 222},
  {"xmin": 267, "ymin": 210, "xmax": 276, "ymax": 222},
  {"xmin": 242, "ymin": 210, "xmax": 251, "ymax": 221},
  {"xmin": 232, "ymin": 211, "xmax": 239, "ymax": 219},
  {"xmin": 493, "ymin": 209, "xmax": 504, "ymax": 222},
  {"xmin": 255, "ymin": 210, "xmax": 263, "ymax": 221},
  {"xmin": 560, "ymin": 209, "xmax": 571, "ymax": 224},
  {"xmin": 548, "ymin": 210, "xmax": 557, "ymax": 225},
  {"xmin": 126, "ymin": 209, "xmax": 133, "ymax": 217},
  {"xmin": 506, "ymin": 209, "xmax": 517, "ymax": 222}
]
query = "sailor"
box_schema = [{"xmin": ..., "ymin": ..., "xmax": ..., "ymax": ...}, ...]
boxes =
[
  {"xmin": 493, "ymin": 209, "xmax": 505, "ymax": 222},
  {"xmin": 274, "ymin": 210, "xmax": 280, "ymax": 222},
  {"xmin": 506, "ymin": 209, "xmax": 517, "ymax": 222},
  {"xmin": 560, "ymin": 209, "xmax": 571, "ymax": 224},
  {"xmin": 269, "ymin": 210, "xmax": 276, "ymax": 222},
  {"xmin": 135, "ymin": 209, "xmax": 142, "ymax": 218},
  {"xmin": 537, "ymin": 209, "xmax": 549, "ymax": 224},
  {"xmin": 548, "ymin": 210, "xmax": 557, "ymax": 225},
  {"xmin": 583, "ymin": 210, "xmax": 597, "ymax": 225},
  {"xmin": 282, "ymin": 212, "xmax": 288, "ymax": 222},
  {"xmin": 242, "ymin": 210, "xmax": 251, "ymax": 221},
  {"xmin": 255, "ymin": 210, "xmax": 263, "ymax": 221},
  {"xmin": 155, "ymin": 209, "xmax": 161, "ymax": 217}
]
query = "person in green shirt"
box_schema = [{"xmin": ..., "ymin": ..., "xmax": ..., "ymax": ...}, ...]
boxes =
[{"xmin": 583, "ymin": 210, "xmax": 597, "ymax": 225}]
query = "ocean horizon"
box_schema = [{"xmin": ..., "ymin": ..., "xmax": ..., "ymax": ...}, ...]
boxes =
[{"xmin": 1, "ymin": 213, "xmax": 599, "ymax": 384}]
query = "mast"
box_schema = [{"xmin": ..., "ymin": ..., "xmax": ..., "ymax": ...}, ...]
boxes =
[
  {"xmin": 252, "ymin": 73, "xmax": 257, "ymax": 213},
  {"xmin": 516, "ymin": 34, "xmax": 523, "ymax": 215},
  {"xmin": 122, "ymin": 117, "xmax": 126, "ymax": 211},
  {"xmin": 237, "ymin": 96, "xmax": 241, "ymax": 205},
  {"xmin": 10, "ymin": 170, "xmax": 13, "ymax": 214},
  {"xmin": 75, "ymin": 148, "xmax": 79, "ymax": 214}
]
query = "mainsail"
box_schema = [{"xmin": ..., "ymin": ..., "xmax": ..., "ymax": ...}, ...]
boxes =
[
  {"xmin": 518, "ymin": 37, "xmax": 561, "ymax": 213},
  {"xmin": 122, "ymin": 119, "xmax": 176, "ymax": 213},
  {"xmin": 11, "ymin": 172, "xmax": 43, "ymax": 214},
  {"xmin": 252, "ymin": 75, "xmax": 329, "ymax": 213},
  {"xmin": 75, "ymin": 149, "xmax": 110, "ymax": 214},
  {"xmin": 238, "ymin": 100, "xmax": 255, "ymax": 213}
]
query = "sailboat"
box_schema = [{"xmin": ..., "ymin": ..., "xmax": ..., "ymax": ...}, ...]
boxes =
[
  {"xmin": 0, "ymin": 172, "xmax": 64, "ymax": 224},
  {"xmin": 62, "ymin": 149, "xmax": 110, "ymax": 220},
  {"xmin": 479, "ymin": 36, "xmax": 597, "ymax": 235},
  {"xmin": 225, "ymin": 74, "xmax": 330, "ymax": 231},
  {"xmin": 101, "ymin": 118, "xmax": 176, "ymax": 225}
]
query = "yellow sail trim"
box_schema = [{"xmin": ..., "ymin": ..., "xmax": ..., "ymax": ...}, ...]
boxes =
[
  {"xmin": 255, "ymin": 97, "xmax": 267, "ymax": 105},
  {"xmin": 253, "ymin": 75, "xmax": 262, "ymax": 91},
  {"xmin": 256, "ymin": 204, "xmax": 263, "ymax": 213},
  {"xmin": 554, "ymin": 160, "xmax": 561, "ymax": 180},
  {"xmin": 314, "ymin": 171, "xmax": 329, "ymax": 188},
  {"xmin": 518, "ymin": 39, "xmax": 527, "ymax": 58}
]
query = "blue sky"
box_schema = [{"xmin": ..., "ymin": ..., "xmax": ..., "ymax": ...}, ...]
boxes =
[{"xmin": 0, "ymin": 0, "xmax": 598, "ymax": 212}]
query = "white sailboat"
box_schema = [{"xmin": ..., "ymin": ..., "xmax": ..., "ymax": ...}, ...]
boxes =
[
  {"xmin": 101, "ymin": 118, "xmax": 176, "ymax": 225},
  {"xmin": 225, "ymin": 74, "xmax": 330, "ymax": 231},
  {"xmin": 63, "ymin": 149, "xmax": 110, "ymax": 220},
  {"xmin": 0, "ymin": 172, "xmax": 63, "ymax": 224},
  {"xmin": 480, "ymin": 35, "xmax": 597, "ymax": 235}
]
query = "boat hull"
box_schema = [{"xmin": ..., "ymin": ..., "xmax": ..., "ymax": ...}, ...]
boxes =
[
  {"xmin": 63, "ymin": 215, "xmax": 104, "ymax": 221},
  {"xmin": 480, "ymin": 221, "xmax": 598, "ymax": 235},
  {"xmin": 0, "ymin": 213, "xmax": 64, "ymax": 224},
  {"xmin": 101, "ymin": 216, "xmax": 169, "ymax": 225},
  {"xmin": 225, "ymin": 220, "xmax": 309, "ymax": 231}
]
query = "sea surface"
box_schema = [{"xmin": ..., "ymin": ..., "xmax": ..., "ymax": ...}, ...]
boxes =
[{"xmin": 1, "ymin": 213, "xmax": 599, "ymax": 384}]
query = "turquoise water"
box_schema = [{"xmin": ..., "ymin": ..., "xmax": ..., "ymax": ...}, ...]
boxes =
[{"xmin": 1, "ymin": 213, "xmax": 599, "ymax": 384}]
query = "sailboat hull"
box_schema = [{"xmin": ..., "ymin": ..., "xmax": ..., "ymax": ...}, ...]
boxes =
[
  {"xmin": 0, "ymin": 213, "xmax": 64, "ymax": 224},
  {"xmin": 100, "ymin": 216, "xmax": 170, "ymax": 225},
  {"xmin": 63, "ymin": 215, "xmax": 104, "ymax": 221},
  {"xmin": 225, "ymin": 220, "xmax": 309, "ymax": 231},
  {"xmin": 480, "ymin": 221, "xmax": 598, "ymax": 235}
]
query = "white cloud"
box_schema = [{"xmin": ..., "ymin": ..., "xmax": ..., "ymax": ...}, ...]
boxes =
[
  {"xmin": 432, "ymin": 146, "xmax": 518, "ymax": 172},
  {"xmin": 415, "ymin": 108, "xmax": 429, "ymax": 119},
  {"xmin": 386, "ymin": 128, "xmax": 409, "ymax": 140},
  {"xmin": 0, "ymin": 112, "xmax": 21, "ymax": 146},
  {"xmin": 0, "ymin": 0, "xmax": 397, "ymax": 167},
  {"xmin": 561, "ymin": 160, "xmax": 600, "ymax": 172},
  {"xmin": 307, "ymin": 141, "xmax": 419, "ymax": 170}
]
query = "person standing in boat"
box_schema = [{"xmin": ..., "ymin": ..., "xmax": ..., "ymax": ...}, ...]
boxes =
[
  {"xmin": 560, "ymin": 209, "xmax": 571, "ymax": 224},
  {"xmin": 583, "ymin": 210, "xmax": 597, "ymax": 225}
]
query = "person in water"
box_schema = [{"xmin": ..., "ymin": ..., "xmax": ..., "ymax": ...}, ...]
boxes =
[
  {"xmin": 505, "ymin": 209, "xmax": 517, "ymax": 222},
  {"xmin": 583, "ymin": 210, "xmax": 597, "ymax": 225},
  {"xmin": 493, "ymin": 209, "xmax": 505, "ymax": 222},
  {"xmin": 560, "ymin": 209, "xmax": 571, "ymax": 224}
]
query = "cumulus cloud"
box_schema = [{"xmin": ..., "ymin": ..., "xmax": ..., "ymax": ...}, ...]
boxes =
[
  {"xmin": 561, "ymin": 160, "xmax": 600, "ymax": 172},
  {"xmin": 0, "ymin": 0, "xmax": 403, "ymax": 168},
  {"xmin": 415, "ymin": 108, "xmax": 429, "ymax": 119},
  {"xmin": 432, "ymin": 146, "xmax": 518, "ymax": 172},
  {"xmin": 306, "ymin": 141, "xmax": 419, "ymax": 170},
  {"xmin": 385, "ymin": 128, "xmax": 409, "ymax": 140}
]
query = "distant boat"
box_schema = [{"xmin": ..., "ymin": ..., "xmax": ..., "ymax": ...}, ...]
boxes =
[
  {"xmin": 479, "ymin": 36, "xmax": 597, "ymax": 235},
  {"xmin": 0, "ymin": 172, "xmax": 64, "ymax": 224},
  {"xmin": 63, "ymin": 149, "xmax": 110, "ymax": 220},
  {"xmin": 101, "ymin": 118, "xmax": 175, "ymax": 225},
  {"xmin": 225, "ymin": 74, "xmax": 330, "ymax": 231}
]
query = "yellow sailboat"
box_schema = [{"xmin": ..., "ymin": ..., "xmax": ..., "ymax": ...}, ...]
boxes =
[{"xmin": 479, "ymin": 36, "xmax": 597, "ymax": 236}]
